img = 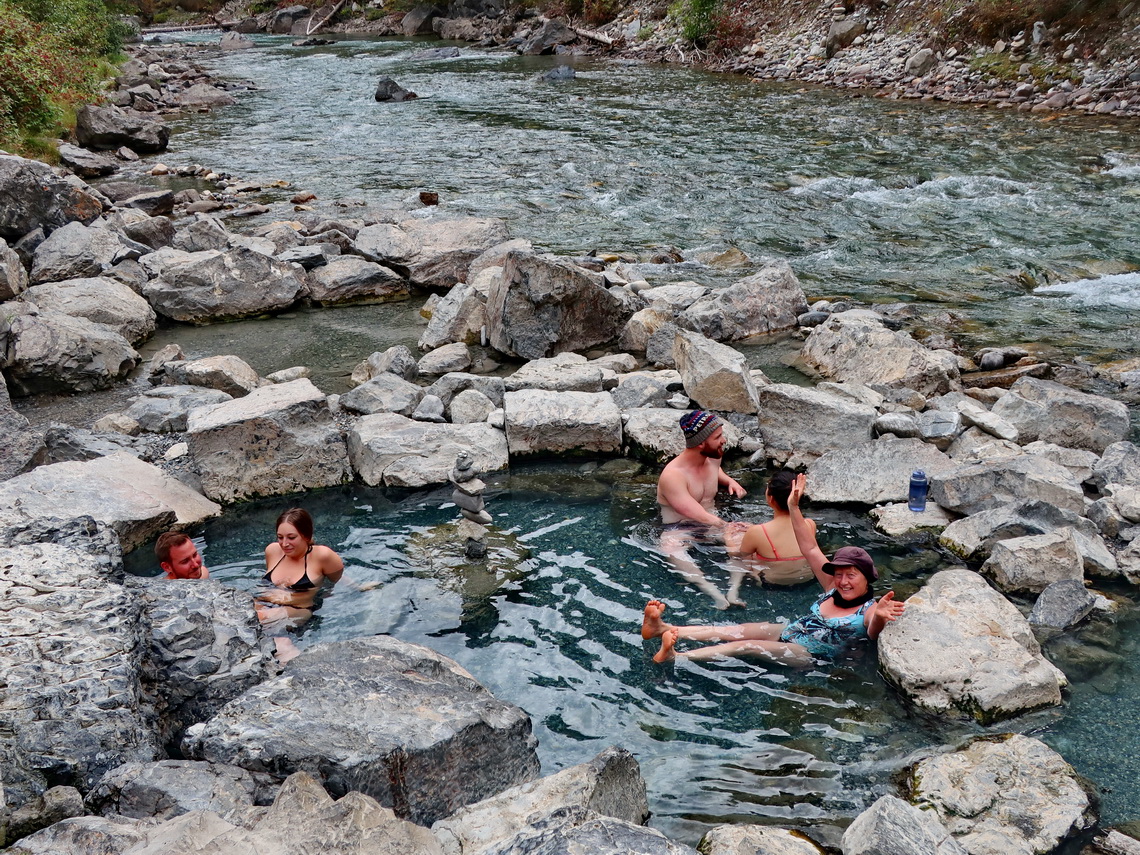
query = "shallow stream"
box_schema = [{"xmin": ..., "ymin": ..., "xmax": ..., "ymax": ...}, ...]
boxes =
[{"xmin": 112, "ymin": 33, "xmax": 1140, "ymax": 843}]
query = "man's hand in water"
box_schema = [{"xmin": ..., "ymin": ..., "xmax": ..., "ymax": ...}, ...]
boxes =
[{"xmin": 725, "ymin": 477, "xmax": 746, "ymax": 498}]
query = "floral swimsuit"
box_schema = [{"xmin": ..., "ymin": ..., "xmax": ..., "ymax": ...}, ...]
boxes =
[{"xmin": 778, "ymin": 590, "xmax": 873, "ymax": 658}]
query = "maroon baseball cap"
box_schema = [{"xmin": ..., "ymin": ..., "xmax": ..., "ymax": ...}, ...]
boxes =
[{"xmin": 822, "ymin": 546, "xmax": 878, "ymax": 582}]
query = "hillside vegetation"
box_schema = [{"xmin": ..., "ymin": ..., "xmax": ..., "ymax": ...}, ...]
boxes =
[{"xmin": 0, "ymin": 0, "xmax": 133, "ymax": 155}]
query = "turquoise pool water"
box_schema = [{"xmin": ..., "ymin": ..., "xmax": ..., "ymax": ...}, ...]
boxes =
[{"xmin": 128, "ymin": 463, "xmax": 1140, "ymax": 844}]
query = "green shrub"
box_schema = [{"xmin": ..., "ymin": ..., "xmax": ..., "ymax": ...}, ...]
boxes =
[
  {"xmin": 0, "ymin": 0, "xmax": 121, "ymax": 153},
  {"xmin": 670, "ymin": 0, "xmax": 717, "ymax": 45}
]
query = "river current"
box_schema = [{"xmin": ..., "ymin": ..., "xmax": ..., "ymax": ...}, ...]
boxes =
[{"xmin": 135, "ymin": 32, "xmax": 1140, "ymax": 845}]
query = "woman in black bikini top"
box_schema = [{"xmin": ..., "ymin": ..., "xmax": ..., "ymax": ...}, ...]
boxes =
[{"xmin": 257, "ymin": 507, "xmax": 345, "ymax": 664}]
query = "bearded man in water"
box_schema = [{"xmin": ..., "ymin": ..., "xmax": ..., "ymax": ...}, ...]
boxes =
[{"xmin": 655, "ymin": 410, "xmax": 748, "ymax": 609}]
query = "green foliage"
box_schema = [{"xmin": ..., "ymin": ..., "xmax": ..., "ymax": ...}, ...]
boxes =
[
  {"xmin": 0, "ymin": 0, "xmax": 122, "ymax": 154},
  {"xmin": 670, "ymin": 0, "xmax": 717, "ymax": 44}
]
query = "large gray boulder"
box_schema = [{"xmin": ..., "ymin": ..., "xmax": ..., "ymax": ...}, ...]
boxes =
[
  {"xmin": 800, "ymin": 310, "xmax": 959, "ymax": 396},
  {"xmin": 519, "ymin": 17, "xmax": 578, "ymax": 54},
  {"xmin": 432, "ymin": 746, "xmax": 649, "ymax": 855},
  {"xmin": 124, "ymin": 385, "xmax": 233, "ymax": 433},
  {"xmin": 351, "ymin": 345, "xmax": 418, "ymax": 384},
  {"xmin": 182, "ymin": 636, "xmax": 540, "ymax": 826},
  {"xmin": 354, "ymin": 217, "xmax": 508, "ymax": 288},
  {"xmin": 0, "ymin": 372, "xmax": 42, "ymax": 481},
  {"xmin": 75, "ymin": 104, "xmax": 170, "ymax": 153},
  {"xmin": 841, "ymin": 795, "xmax": 965, "ymax": 855},
  {"xmin": 929, "ymin": 455, "xmax": 1085, "ymax": 516},
  {"xmin": 1, "ymin": 304, "xmax": 139, "ymax": 394},
  {"xmin": 504, "ymin": 389, "xmax": 622, "ymax": 455},
  {"xmin": 991, "ymin": 377, "xmax": 1129, "ymax": 453},
  {"xmin": 306, "ymin": 255, "xmax": 408, "ymax": 305},
  {"xmin": 939, "ymin": 499, "xmax": 1116, "ymax": 575},
  {"xmin": 2, "ymin": 815, "xmax": 148, "ymax": 854},
  {"xmin": 417, "ymin": 341, "xmax": 472, "ymax": 376},
  {"xmin": 163, "ymin": 355, "xmax": 261, "ymax": 398},
  {"xmin": 757, "ymin": 383, "xmax": 876, "ymax": 464},
  {"xmin": 505, "ymin": 353, "xmax": 606, "ymax": 393},
  {"xmin": 487, "ymin": 251, "xmax": 629, "ymax": 359},
  {"xmin": 340, "ymin": 372, "xmax": 425, "ymax": 416},
  {"xmin": 143, "ymin": 247, "xmax": 308, "ymax": 323},
  {"xmin": 911, "ymin": 734, "xmax": 1094, "ymax": 855},
  {"xmin": 172, "ymin": 216, "xmax": 231, "ymax": 253},
  {"xmin": 980, "ymin": 529, "xmax": 1083, "ymax": 594},
  {"xmin": 86, "ymin": 760, "xmax": 260, "ymax": 821},
  {"xmin": 187, "ymin": 379, "xmax": 351, "ymax": 503},
  {"xmin": 0, "ymin": 452, "xmax": 220, "ymax": 550},
  {"xmin": 0, "ymin": 542, "xmax": 160, "ymax": 813},
  {"xmin": 677, "ymin": 261, "xmax": 808, "ymax": 341},
  {"xmin": 878, "ymin": 569, "xmax": 1066, "ymax": 723},
  {"xmin": 175, "ymin": 83, "xmax": 237, "ymax": 107},
  {"xmin": 806, "ymin": 439, "xmax": 955, "ymax": 505},
  {"xmin": 673, "ymin": 328, "xmax": 760, "ymax": 414},
  {"xmin": 826, "ymin": 15, "xmax": 867, "ymax": 57},
  {"xmin": 22, "ymin": 277, "xmax": 156, "ymax": 343},
  {"xmin": 0, "ymin": 241, "xmax": 29, "ymax": 300},
  {"xmin": 420, "ymin": 282, "xmax": 488, "ymax": 350},
  {"xmin": 28, "ymin": 221, "xmax": 126, "ymax": 284},
  {"xmin": 348, "ymin": 413, "xmax": 508, "ymax": 487},
  {"xmin": 0, "ymin": 154, "xmax": 103, "ymax": 242},
  {"xmin": 618, "ymin": 306, "xmax": 673, "ymax": 354},
  {"xmin": 135, "ymin": 579, "xmax": 275, "ymax": 749}
]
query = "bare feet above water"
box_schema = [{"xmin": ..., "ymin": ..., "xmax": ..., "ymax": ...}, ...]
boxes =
[
  {"xmin": 654, "ymin": 628, "xmax": 678, "ymax": 663},
  {"xmin": 642, "ymin": 600, "xmax": 671, "ymax": 639}
]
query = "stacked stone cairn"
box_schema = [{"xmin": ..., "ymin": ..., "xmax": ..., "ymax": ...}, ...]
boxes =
[{"xmin": 451, "ymin": 451, "xmax": 492, "ymax": 559}]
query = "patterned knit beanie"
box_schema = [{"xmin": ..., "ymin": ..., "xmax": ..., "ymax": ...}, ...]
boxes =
[{"xmin": 679, "ymin": 410, "xmax": 723, "ymax": 448}]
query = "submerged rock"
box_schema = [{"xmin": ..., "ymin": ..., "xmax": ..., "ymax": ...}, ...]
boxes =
[{"xmin": 182, "ymin": 636, "xmax": 540, "ymax": 826}]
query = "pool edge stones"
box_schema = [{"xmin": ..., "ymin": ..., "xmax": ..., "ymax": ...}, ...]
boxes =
[
  {"xmin": 181, "ymin": 635, "xmax": 541, "ymax": 826},
  {"xmin": 187, "ymin": 379, "xmax": 351, "ymax": 504}
]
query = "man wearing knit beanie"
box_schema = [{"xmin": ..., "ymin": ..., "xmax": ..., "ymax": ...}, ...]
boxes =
[{"xmin": 656, "ymin": 410, "xmax": 748, "ymax": 608}]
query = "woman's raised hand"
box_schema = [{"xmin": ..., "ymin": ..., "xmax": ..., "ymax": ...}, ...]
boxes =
[{"xmin": 788, "ymin": 473, "xmax": 807, "ymax": 508}]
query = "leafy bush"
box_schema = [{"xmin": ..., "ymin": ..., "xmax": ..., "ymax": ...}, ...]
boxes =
[
  {"xmin": 670, "ymin": 0, "xmax": 717, "ymax": 45},
  {"xmin": 0, "ymin": 0, "xmax": 122, "ymax": 153}
]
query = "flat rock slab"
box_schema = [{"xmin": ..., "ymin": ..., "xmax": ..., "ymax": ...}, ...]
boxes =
[
  {"xmin": 182, "ymin": 636, "xmax": 540, "ymax": 826},
  {"xmin": 187, "ymin": 379, "xmax": 351, "ymax": 503},
  {"xmin": 348, "ymin": 413, "xmax": 508, "ymax": 487},
  {"xmin": 0, "ymin": 542, "xmax": 159, "ymax": 811},
  {"xmin": 911, "ymin": 734, "xmax": 1094, "ymax": 855},
  {"xmin": 930, "ymin": 455, "xmax": 1085, "ymax": 516},
  {"xmin": 0, "ymin": 452, "xmax": 220, "ymax": 551},
  {"xmin": 504, "ymin": 389, "xmax": 622, "ymax": 455},
  {"xmin": 878, "ymin": 569, "xmax": 1066, "ymax": 723},
  {"xmin": 991, "ymin": 377, "xmax": 1129, "ymax": 453},
  {"xmin": 806, "ymin": 438, "xmax": 955, "ymax": 505},
  {"xmin": 869, "ymin": 502, "xmax": 956, "ymax": 537},
  {"xmin": 485, "ymin": 811, "xmax": 698, "ymax": 855}
]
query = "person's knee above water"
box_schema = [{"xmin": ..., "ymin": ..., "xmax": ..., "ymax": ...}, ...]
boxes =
[
  {"xmin": 643, "ymin": 474, "xmax": 906, "ymax": 665},
  {"xmin": 657, "ymin": 410, "xmax": 746, "ymax": 528},
  {"xmin": 155, "ymin": 531, "xmax": 210, "ymax": 580}
]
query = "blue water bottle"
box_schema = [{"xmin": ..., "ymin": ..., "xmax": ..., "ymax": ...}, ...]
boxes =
[{"xmin": 908, "ymin": 470, "xmax": 929, "ymax": 512}]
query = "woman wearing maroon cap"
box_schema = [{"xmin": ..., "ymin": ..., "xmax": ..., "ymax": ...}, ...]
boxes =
[{"xmin": 643, "ymin": 474, "xmax": 906, "ymax": 666}]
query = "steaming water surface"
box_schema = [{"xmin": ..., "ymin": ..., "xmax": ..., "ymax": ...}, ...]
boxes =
[{"xmin": 135, "ymin": 33, "xmax": 1140, "ymax": 843}]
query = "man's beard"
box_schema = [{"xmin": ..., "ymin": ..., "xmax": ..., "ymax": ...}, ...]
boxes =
[{"xmin": 700, "ymin": 447, "xmax": 723, "ymax": 459}]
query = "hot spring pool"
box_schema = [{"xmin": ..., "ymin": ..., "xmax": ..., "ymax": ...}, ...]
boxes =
[{"xmin": 127, "ymin": 462, "xmax": 1140, "ymax": 845}]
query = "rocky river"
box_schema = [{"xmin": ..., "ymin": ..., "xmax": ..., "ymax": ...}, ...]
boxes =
[{"xmin": 1, "ymin": 26, "xmax": 1140, "ymax": 855}]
